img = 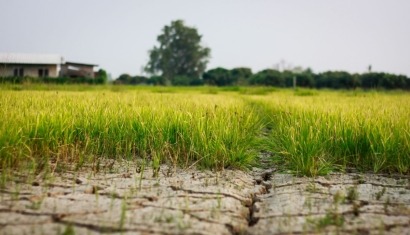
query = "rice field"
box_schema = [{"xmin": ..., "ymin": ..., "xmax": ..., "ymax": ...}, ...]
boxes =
[
  {"xmin": 0, "ymin": 85, "xmax": 409, "ymax": 180},
  {"xmin": 250, "ymin": 90, "xmax": 410, "ymax": 176}
]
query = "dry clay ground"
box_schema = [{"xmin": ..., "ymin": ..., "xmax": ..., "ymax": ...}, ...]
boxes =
[{"xmin": 1, "ymin": 159, "xmax": 409, "ymax": 235}]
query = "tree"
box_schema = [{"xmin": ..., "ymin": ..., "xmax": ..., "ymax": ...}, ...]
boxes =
[
  {"xmin": 203, "ymin": 67, "xmax": 232, "ymax": 86},
  {"xmin": 231, "ymin": 67, "xmax": 252, "ymax": 85},
  {"xmin": 315, "ymin": 71, "xmax": 356, "ymax": 89},
  {"xmin": 360, "ymin": 72, "xmax": 382, "ymax": 89},
  {"xmin": 95, "ymin": 69, "xmax": 108, "ymax": 84},
  {"xmin": 145, "ymin": 20, "xmax": 211, "ymax": 85},
  {"xmin": 296, "ymin": 68, "xmax": 316, "ymax": 88},
  {"xmin": 250, "ymin": 69, "xmax": 284, "ymax": 86},
  {"xmin": 115, "ymin": 74, "xmax": 132, "ymax": 84},
  {"xmin": 115, "ymin": 74, "xmax": 148, "ymax": 85},
  {"xmin": 147, "ymin": 76, "xmax": 166, "ymax": 86}
]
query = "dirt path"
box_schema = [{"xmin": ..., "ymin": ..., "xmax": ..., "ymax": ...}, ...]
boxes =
[{"xmin": 1, "ymin": 160, "xmax": 409, "ymax": 234}]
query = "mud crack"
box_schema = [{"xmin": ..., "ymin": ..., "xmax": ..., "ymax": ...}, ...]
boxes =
[{"xmin": 247, "ymin": 169, "xmax": 273, "ymax": 228}]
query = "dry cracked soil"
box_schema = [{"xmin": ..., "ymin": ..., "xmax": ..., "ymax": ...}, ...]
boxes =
[{"xmin": 0, "ymin": 159, "xmax": 409, "ymax": 235}]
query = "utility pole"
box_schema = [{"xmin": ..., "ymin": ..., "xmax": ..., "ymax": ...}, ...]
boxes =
[{"xmin": 293, "ymin": 75, "xmax": 297, "ymax": 90}]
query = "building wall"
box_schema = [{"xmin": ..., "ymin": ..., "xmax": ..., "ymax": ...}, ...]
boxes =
[
  {"xmin": 60, "ymin": 64, "xmax": 95, "ymax": 78},
  {"xmin": 0, "ymin": 64, "xmax": 58, "ymax": 77}
]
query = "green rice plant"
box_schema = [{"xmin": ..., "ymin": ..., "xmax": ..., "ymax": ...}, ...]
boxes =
[
  {"xmin": 294, "ymin": 88, "xmax": 318, "ymax": 96},
  {"xmin": 0, "ymin": 89, "xmax": 264, "ymax": 176},
  {"xmin": 1, "ymin": 86, "xmax": 408, "ymax": 177},
  {"xmin": 220, "ymin": 86, "xmax": 241, "ymax": 92},
  {"xmin": 203, "ymin": 87, "xmax": 219, "ymax": 94},
  {"xmin": 251, "ymin": 90, "xmax": 410, "ymax": 176},
  {"xmin": 239, "ymin": 87, "xmax": 277, "ymax": 95},
  {"xmin": 267, "ymin": 108, "xmax": 335, "ymax": 175}
]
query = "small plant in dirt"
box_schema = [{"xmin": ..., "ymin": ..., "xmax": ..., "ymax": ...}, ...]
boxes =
[
  {"xmin": 384, "ymin": 197, "xmax": 391, "ymax": 214},
  {"xmin": 216, "ymin": 192, "xmax": 222, "ymax": 210},
  {"xmin": 154, "ymin": 214, "xmax": 175, "ymax": 223},
  {"xmin": 375, "ymin": 187, "xmax": 386, "ymax": 200},
  {"xmin": 307, "ymin": 189, "xmax": 345, "ymax": 231},
  {"xmin": 333, "ymin": 191, "xmax": 345, "ymax": 204},
  {"xmin": 26, "ymin": 199, "xmax": 43, "ymax": 210},
  {"xmin": 306, "ymin": 182, "xmax": 319, "ymax": 193},
  {"xmin": 346, "ymin": 186, "xmax": 359, "ymax": 203},
  {"xmin": 307, "ymin": 209, "xmax": 344, "ymax": 231},
  {"xmin": 119, "ymin": 197, "xmax": 127, "ymax": 230},
  {"xmin": 317, "ymin": 210, "xmax": 344, "ymax": 229},
  {"xmin": 352, "ymin": 201, "xmax": 361, "ymax": 216},
  {"xmin": 354, "ymin": 175, "xmax": 366, "ymax": 184},
  {"xmin": 152, "ymin": 156, "xmax": 160, "ymax": 178},
  {"xmin": 61, "ymin": 224, "xmax": 75, "ymax": 235},
  {"xmin": 136, "ymin": 159, "xmax": 146, "ymax": 190}
]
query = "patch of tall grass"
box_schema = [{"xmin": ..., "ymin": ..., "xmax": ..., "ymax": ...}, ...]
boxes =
[
  {"xmin": 1, "ymin": 86, "xmax": 408, "ymax": 178},
  {"xmin": 0, "ymin": 90, "xmax": 263, "ymax": 175},
  {"xmin": 251, "ymin": 91, "xmax": 410, "ymax": 176}
]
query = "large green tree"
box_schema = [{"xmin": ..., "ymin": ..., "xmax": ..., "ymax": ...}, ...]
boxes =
[{"xmin": 145, "ymin": 20, "xmax": 211, "ymax": 84}]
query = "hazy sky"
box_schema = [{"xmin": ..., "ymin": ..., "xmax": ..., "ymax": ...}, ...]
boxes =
[{"xmin": 1, "ymin": 0, "xmax": 409, "ymax": 78}]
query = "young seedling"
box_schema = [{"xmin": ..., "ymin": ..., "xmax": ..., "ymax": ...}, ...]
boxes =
[
  {"xmin": 346, "ymin": 186, "xmax": 358, "ymax": 203},
  {"xmin": 217, "ymin": 192, "xmax": 222, "ymax": 210},
  {"xmin": 384, "ymin": 197, "xmax": 391, "ymax": 214},
  {"xmin": 61, "ymin": 224, "xmax": 75, "ymax": 235},
  {"xmin": 304, "ymin": 197, "xmax": 313, "ymax": 213},
  {"xmin": 26, "ymin": 198, "xmax": 43, "ymax": 210},
  {"xmin": 316, "ymin": 210, "xmax": 344, "ymax": 229},
  {"xmin": 375, "ymin": 187, "xmax": 386, "ymax": 200},
  {"xmin": 137, "ymin": 159, "xmax": 146, "ymax": 191},
  {"xmin": 119, "ymin": 197, "xmax": 127, "ymax": 230},
  {"xmin": 306, "ymin": 182, "xmax": 319, "ymax": 193},
  {"xmin": 333, "ymin": 191, "xmax": 345, "ymax": 205},
  {"xmin": 152, "ymin": 156, "xmax": 160, "ymax": 178}
]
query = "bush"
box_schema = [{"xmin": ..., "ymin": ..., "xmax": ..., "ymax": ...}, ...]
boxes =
[
  {"xmin": 0, "ymin": 76, "xmax": 104, "ymax": 85},
  {"xmin": 250, "ymin": 69, "xmax": 284, "ymax": 87},
  {"xmin": 203, "ymin": 67, "xmax": 233, "ymax": 86}
]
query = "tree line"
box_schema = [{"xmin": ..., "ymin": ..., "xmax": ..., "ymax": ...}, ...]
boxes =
[
  {"xmin": 126, "ymin": 19, "xmax": 409, "ymax": 90},
  {"xmin": 115, "ymin": 68, "xmax": 410, "ymax": 90}
]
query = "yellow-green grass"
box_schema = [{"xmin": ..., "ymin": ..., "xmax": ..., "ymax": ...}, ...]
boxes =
[
  {"xmin": 250, "ymin": 90, "xmax": 410, "ymax": 176},
  {"xmin": 0, "ymin": 89, "xmax": 264, "ymax": 176},
  {"xmin": 1, "ymin": 85, "xmax": 409, "ymax": 178}
]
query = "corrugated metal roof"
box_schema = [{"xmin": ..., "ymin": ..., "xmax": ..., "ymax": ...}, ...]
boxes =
[
  {"xmin": 65, "ymin": 61, "xmax": 98, "ymax": 67},
  {"xmin": 0, "ymin": 53, "xmax": 63, "ymax": 65}
]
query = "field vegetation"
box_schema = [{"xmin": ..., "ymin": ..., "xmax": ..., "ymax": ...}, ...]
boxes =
[
  {"xmin": 0, "ymin": 85, "xmax": 409, "ymax": 181},
  {"xmin": 250, "ymin": 90, "xmax": 410, "ymax": 175}
]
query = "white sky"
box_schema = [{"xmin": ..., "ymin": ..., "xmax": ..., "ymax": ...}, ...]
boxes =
[{"xmin": 1, "ymin": 0, "xmax": 409, "ymax": 78}]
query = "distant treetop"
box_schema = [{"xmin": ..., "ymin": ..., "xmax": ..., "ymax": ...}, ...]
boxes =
[{"xmin": 145, "ymin": 20, "xmax": 211, "ymax": 85}]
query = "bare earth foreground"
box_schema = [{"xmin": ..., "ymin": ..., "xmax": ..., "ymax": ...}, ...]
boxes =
[{"xmin": 1, "ymin": 160, "xmax": 409, "ymax": 235}]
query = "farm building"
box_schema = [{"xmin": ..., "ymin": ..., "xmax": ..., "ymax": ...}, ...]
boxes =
[{"xmin": 0, "ymin": 53, "xmax": 98, "ymax": 78}]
